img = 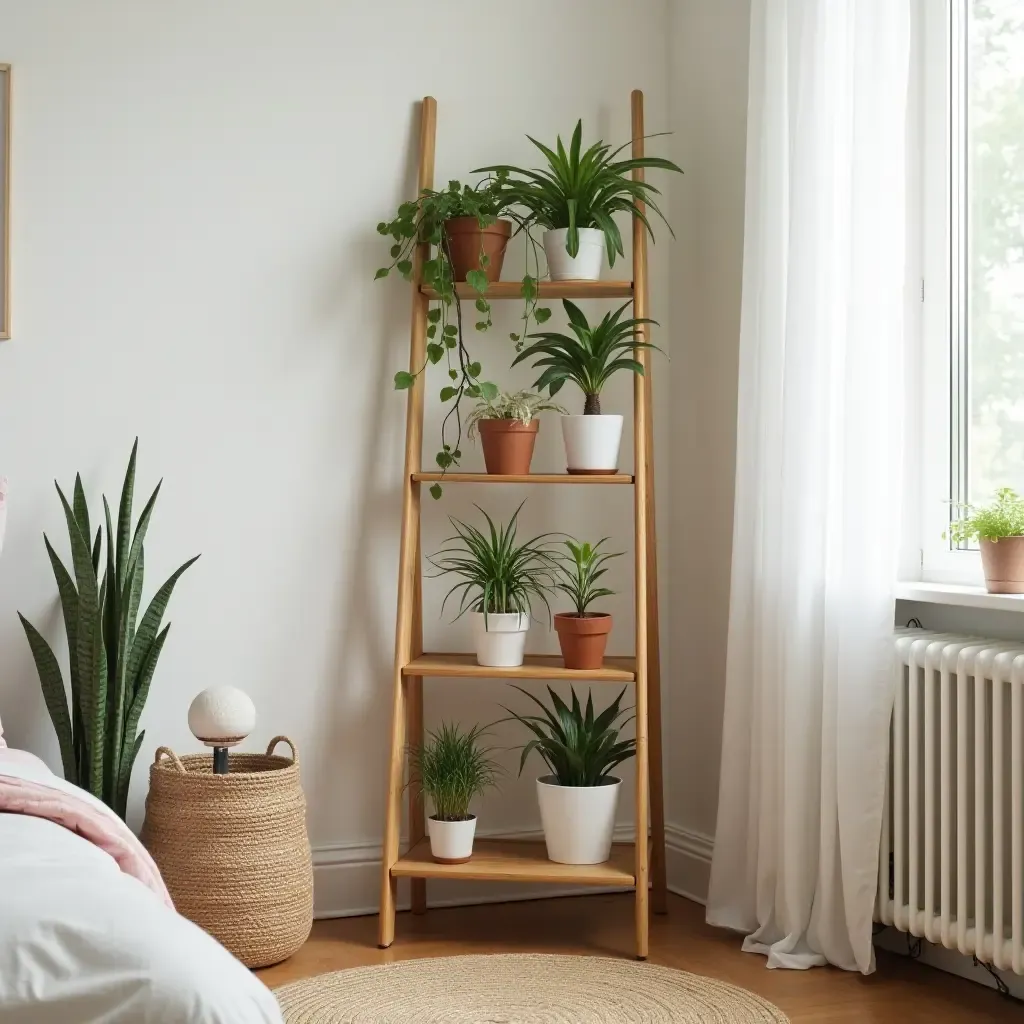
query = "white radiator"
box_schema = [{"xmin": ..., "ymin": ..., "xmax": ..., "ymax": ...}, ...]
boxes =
[{"xmin": 878, "ymin": 630, "xmax": 1023, "ymax": 975}]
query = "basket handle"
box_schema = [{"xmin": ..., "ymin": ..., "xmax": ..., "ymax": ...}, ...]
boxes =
[
  {"xmin": 154, "ymin": 746, "xmax": 186, "ymax": 773},
  {"xmin": 266, "ymin": 735, "xmax": 298, "ymax": 765}
]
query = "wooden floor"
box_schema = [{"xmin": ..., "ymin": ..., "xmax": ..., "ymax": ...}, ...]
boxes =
[{"xmin": 258, "ymin": 893, "xmax": 1018, "ymax": 1022}]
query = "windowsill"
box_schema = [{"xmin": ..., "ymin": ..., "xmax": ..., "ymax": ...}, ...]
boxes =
[{"xmin": 894, "ymin": 580, "xmax": 1024, "ymax": 613}]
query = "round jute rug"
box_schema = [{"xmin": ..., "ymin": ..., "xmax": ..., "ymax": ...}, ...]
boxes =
[{"xmin": 273, "ymin": 953, "xmax": 790, "ymax": 1023}]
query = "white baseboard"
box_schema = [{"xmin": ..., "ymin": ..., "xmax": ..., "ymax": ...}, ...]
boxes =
[{"xmin": 312, "ymin": 822, "xmax": 715, "ymax": 920}]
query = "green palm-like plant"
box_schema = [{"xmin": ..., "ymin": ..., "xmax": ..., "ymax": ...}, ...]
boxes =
[
  {"xmin": 515, "ymin": 299, "xmax": 659, "ymax": 415},
  {"xmin": 474, "ymin": 120, "xmax": 682, "ymax": 265},
  {"xmin": 553, "ymin": 538, "xmax": 621, "ymax": 617},
  {"xmin": 427, "ymin": 502, "xmax": 555, "ymax": 624},
  {"xmin": 503, "ymin": 685, "xmax": 636, "ymax": 787},
  {"xmin": 409, "ymin": 722, "xmax": 501, "ymax": 821},
  {"xmin": 18, "ymin": 441, "xmax": 199, "ymax": 819}
]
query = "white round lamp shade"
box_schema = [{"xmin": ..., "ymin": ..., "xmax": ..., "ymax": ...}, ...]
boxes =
[{"xmin": 188, "ymin": 686, "xmax": 256, "ymax": 747}]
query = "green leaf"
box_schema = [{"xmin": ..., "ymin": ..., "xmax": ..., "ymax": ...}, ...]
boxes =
[
  {"xmin": 397, "ymin": 259, "xmax": 413, "ymax": 278},
  {"xmin": 427, "ymin": 308, "xmax": 442, "ymax": 324},
  {"xmin": 445, "ymin": 335, "xmax": 457, "ymax": 349},
  {"xmin": 475, "ymin": 298, "xmax": 489, "ymax": 313},
  {"xmin": 475, "ymin": 321, "xmax": 490, "ymax": 332},
  {"xmin": 443, "ymin": 324, "xmax": 458, "ymax": 337},
  {"xmin": 521, "ymin": 276, "xmax": 537, "ymax": 301},
  {"xmin": 427, "ymin": 324, "xmax": 437, "ymax": 339},
  {"xmin": 479, "ymin": 381, "xmax": 499, "ymax": 401},
  {"xmin": 430, "ymin": 484, "xmax": 443, "ymax": 500},
  {"xmin": 390, "ymin": 244, "xmax": 401, "ymax": 258},
  {"xmin": 465, "ymin": 269, "xmax": 489, "ymax": 294},
  {"xmin": 374, "ymin": 268, "xmax": 389, "ymax": 280},
  {"xmin": 467, "ymin": 361, "xmax": 482, "ymax": 378},
  {"xmin": 439, "ymin": 386, "xmax": 457, "ymax": 402},
  {"xmin": 510, "ymin": 332, "xmax": 520, "ymax": 342},
  {"xmin": 427, "ymin": 343, "xmax": 444, "ymax": 364},
  {"xmin": 449, "ymin": 369, "xmax": 458, "ymax": 380},
  {"xmin": 534, "ymin": 306, "xmax": 552, "ymax": 324},
  {"xmin": 394, "ymin": 371, "xmax": 415, "ymax": 390}
]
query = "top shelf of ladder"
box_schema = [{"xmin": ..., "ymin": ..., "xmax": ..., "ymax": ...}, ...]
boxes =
[{"xmin": 421, "ymin": 281, "xmax": 634, "ymax": 301}]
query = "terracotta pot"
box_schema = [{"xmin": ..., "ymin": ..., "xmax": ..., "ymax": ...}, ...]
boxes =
[
  {"xmin": 554, "ymin": 612, "xmax": 613, "ymax": 670},
  {"xmin": 445, "ymin": 217, "xmax": 512, "ymax": 282},
  {"xmin": 980, "ymin": 536, "xmax": 1024, "ymax": 594},
  {"xmin": 478, "ymin": 419, "xmax": 539, "ymax": 476}
]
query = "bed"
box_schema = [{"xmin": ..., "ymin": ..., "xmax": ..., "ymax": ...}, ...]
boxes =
[{"xmin": 0, "ymin": 745, "xmax": 284, "ymax": 1023}]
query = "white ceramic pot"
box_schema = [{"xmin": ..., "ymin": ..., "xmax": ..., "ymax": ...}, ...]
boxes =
[
  {"xmin": 427, "ymin": 815, "xmax": 477, "ymax": 864},
  {"xmin": 470, "ymin": 611, "xmax": 529, "ymax": 668},
  {"xmin": 536, "ymin": 775, "xmax": 621, "ymax": 865},
  {"xmin": 544, "ymin": 227, "xmax": 605, "ymax": 281},
  {"xmin": 561, "ymin": 414, "xmax": 624, "ymax": 474}
]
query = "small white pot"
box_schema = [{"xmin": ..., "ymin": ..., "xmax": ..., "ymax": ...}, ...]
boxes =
[
  {"xmin": 470, "ymin": 611, "xmax": 529, "ymax": 668},
  {"xmin": 537, "ymin": 776, "xmax": 621, "ymax": 865},
  {"xmin": 544, "ymin": 227, "xmax": 605, "ymax": 281},
  {"xmin": 561, "ymin": 414, "xmax": 624, "ymax": 474},
  {"xmin": 427, "ymin": 815, "xmax": 477, "ymax": 864}
]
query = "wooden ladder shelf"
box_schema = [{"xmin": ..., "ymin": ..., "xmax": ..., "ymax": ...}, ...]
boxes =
[{"xmin": 378, "ymin": 91, "xmax": 666, "ymax": 960}]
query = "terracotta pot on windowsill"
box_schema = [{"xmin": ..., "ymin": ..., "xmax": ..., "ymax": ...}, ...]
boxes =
[
  {"xmin": 478, "ymin": 419, "xmax": 539, "ymax": 476},
  {"xmin": 980, "ymin": 536, "xmax": 1024, "ymax": 594},
  {"xmin": 445, "ymin": 217, "xmax": 512, "ymax": 283},
  {"xmin": 554, "ymin": 612, "xmax": 613, "ymax": 670}
]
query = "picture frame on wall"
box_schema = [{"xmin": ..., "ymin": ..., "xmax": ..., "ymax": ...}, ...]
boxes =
[{"xmin": 0, "ymin": 64, "xmax": 9, "ymax": 340}]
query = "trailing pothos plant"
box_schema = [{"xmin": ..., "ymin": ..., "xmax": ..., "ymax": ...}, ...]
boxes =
[
  {"xmin": 375, "ymin": 179, "xmax": 552, "ymax": 498},
  {"xmin": 18, "ymin": 441, "xmax": 199, "ymax": 819}
]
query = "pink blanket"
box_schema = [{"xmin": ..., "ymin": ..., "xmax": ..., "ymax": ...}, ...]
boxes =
[{"xmin": 0, "ymin": 748, "xmax": 174, "ymax": 908}]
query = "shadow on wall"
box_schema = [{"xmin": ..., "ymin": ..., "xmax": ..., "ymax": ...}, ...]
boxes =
[{"xmin": 304, "ymin": 105, "xmax": 423, "ymax": 852}]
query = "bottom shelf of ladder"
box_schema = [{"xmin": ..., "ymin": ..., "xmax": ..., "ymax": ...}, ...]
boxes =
[{"xmin": 391, "ymin": 837, "xmax": 639, "ymax": 886}]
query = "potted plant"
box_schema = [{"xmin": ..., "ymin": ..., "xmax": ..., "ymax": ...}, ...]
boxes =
[
  {"xmin": 552, "ymin": 538, "xmax": 621, "ymax": 670},
  {"xmin": 409, "ymin": 722, "xmax": 501, "ymax": 863},
  {"xmin": 428, "ymin": 502, "xmax": 554, "ymax": 667},
  {"xmin": 465, "ymin": 390, "xmax": 567, "ymax": 476},
  {"xmin": 475, "ymin": 121, "xmax": 682, "ymax": 281},
  {"xmin": 377, "ymin": 181, "xmax": 554, "ymax": 499},
  {"xmin": 504, "ymin": 685, "xmax": 635, "ymax": 865},
  {"xmin": 18, "ymin": 440, "xmax": 200, "ymax": 819},
  {"xmin": 514, "ymin": 298, "xmax": 658, "ymax": 473},
  {"xmin": 947, "ymin": 487, "xmax": 1024, "ymax": 593}
]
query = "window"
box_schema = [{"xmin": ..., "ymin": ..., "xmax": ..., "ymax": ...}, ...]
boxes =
[{"xmin": 920, "ymin": 0, "xmax": 1024, "ymax": 582}]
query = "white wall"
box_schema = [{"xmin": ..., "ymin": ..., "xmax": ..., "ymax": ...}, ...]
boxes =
[
  {"xmin": 665, "ymin": 0, "xmax": 751, "ymax": 892},
  {"xmin": 0, "ymin": 0, "xmax": 673, "ymax": 914}
]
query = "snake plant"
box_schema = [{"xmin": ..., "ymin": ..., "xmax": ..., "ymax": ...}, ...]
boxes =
[{"xmin": 18, "ymin": 441, "xmax": 199, "ymax": 819}]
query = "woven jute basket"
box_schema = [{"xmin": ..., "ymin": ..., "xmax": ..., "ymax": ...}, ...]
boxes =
[{"xmin": 141, "ymin": 736, "xmax": 313, "ymax": 969}]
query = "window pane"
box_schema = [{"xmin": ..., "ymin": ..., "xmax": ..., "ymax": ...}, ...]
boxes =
[{"xmin": 966, "ymin": 0, "xmax": 1024, "ymax": 502}]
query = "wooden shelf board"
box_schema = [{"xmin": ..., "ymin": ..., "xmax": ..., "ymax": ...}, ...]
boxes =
[
  {"xmin": 402, "ymin": 653, "xmax": 636, "ymax": 682},
  {"xmin": 420, "ymin": 281, "xmax": 634, "ymax": 301},
  {"xmin": 413, "ymin": 472, "xmax": 633, "ymax": 485},
  {"xmin": 391, "ymin": 838, "xmax": 637, "ymax": 886}
]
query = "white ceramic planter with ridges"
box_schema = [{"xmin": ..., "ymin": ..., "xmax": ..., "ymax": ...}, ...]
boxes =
[
  {"xmin": 544, "ymin": 227, "xmax": 605, "ymax": 281},
  {"xmin": 537, "ymin": 776, "xmax": 621, "ymax": 864},
  {"xmin": 561, "ymin": 415, "xmax": 624, "ymax": 473},
  {"xmin": 470, "ymin": 611, "xmax": 529, "ymax": 667},
  {"xmin": 427, "ymin": 815, "xmax": 477, "ymax": 863}
]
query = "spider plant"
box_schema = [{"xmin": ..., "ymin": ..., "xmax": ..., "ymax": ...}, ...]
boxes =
[
  {"xmin": 503, "ymin": 685, "xmax": 636, "ymax": 787},
  {"xmin": 409, "ymin": 722, "xmax": 501, "ymax": 821},
  {"xmin": 427, "ymin": 502, "xmax": 556, "ymax": 624},
  {"xmin": 465, "ymin": 390, "xmax": 568, "ymax": 440},
  {"xmin": 514, "ymin": 299, "xmax": 659, "ymax": 415},
  {"xmin": 553, "ymin": 538, "xmax": 621, "ymax": 617},
  {"xmin": 474, "ymin": 120, "xmax": 682, "ymax": 265}
]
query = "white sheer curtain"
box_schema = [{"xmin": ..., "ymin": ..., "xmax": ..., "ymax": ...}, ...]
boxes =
[{"xmin": 706, "ymin": 0, "xmax": 912, "ymax": 974}]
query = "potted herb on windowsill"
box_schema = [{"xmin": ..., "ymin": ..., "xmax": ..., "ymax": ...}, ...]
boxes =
[
  {"xmin": 428, "ymin": 502, "xmax": 554, "ymax": 668},
  {"xmin": 475, "ymin": 121, "xmax": 682, "ymax": 281},
  {"xmin": 410, "ymin": 723, "xmax": 500, "ymax": 864},
  {"xmin": 947, "ymin": 487, "xmax": 1024, "ymax": 594},
  {"xmin": 515, "ymin": 299, "xmax": 658, "ymax": 474},
  {"xmin": 552, "ymin": 538, "xmax": 621, "ymax": 670},
  {"xmin": 465, "ymin": 390, "xmax": 567, "ymax": 476},
  {"xmin": 503, "ymin": 686, "xmax": 635, "ymax": 865}
]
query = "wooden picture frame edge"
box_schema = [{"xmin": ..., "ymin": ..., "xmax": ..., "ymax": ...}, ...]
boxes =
[{"xmin": 0, "ymin": 63, "xmax": 9, "ymax": 341}]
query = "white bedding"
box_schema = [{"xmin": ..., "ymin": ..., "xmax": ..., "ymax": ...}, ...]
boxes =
[{"xmin": 0, "ymin": 811, "xmax": 284, "ymax": 1023}]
